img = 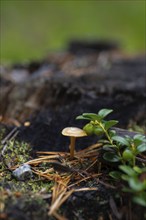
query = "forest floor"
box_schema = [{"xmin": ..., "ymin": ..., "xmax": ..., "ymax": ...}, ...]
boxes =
[{"xmin": 0, "ymin": 41, "xmax": 146, "ymax": 220}]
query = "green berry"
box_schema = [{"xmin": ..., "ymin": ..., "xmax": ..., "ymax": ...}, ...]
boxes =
[
  {"xmin": 122, "ymin": 149, "xmax": 134, "ymax": 160},
  {"xmin": 93, "ymin": 126, "xmax": 103, "ymax": 135},
  {"xmin": 83, "ymin": 123, "xmax": 94, "ymax": 135}
]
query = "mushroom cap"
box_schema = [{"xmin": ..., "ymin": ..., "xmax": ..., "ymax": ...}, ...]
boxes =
[{"xmin": 62, "ymin": 127, "xmax": 87, "ymax": 137}]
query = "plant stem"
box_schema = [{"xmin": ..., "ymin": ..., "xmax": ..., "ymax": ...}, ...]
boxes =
[
  {"xmin": 133, "ymin": 157, "xmax": 136, "ymax": 167},
  {"xmin": 96, "ymin": 121, "xmax": 124, "ymax": 160},
  {"xmin": 96, "ymin": 121, "xmax": 113, "ymax": 145}
]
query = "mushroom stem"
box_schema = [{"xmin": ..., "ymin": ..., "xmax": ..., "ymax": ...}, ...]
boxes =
[{"xmin": 70, "ymin": 136, "xmax": 76, "ymax": 159}]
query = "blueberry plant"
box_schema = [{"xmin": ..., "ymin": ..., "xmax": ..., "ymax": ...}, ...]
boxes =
[{"xmin": 76, "ymin": 109, "xmax": 146, "ymax": 207}]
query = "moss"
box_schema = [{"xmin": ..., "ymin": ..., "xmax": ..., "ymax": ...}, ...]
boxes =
[{"xmin": 0, "ymin": 130, "xmax": 53, "ymax": 194}]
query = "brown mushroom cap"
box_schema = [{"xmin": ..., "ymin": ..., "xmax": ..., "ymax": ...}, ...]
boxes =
[{"xmin": 62, "ymin": 127, "xmax": 87, "ymax": 137}]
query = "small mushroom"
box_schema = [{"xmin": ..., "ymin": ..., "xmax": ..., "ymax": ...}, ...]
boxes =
[{"xmin": 62, "ymin": 127, "xmax": 87, "ymax": 159}]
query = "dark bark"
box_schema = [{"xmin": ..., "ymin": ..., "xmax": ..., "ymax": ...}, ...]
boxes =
[{"xmin": 0, "ymin": 51, "xmax": 145, "ymax": 126}]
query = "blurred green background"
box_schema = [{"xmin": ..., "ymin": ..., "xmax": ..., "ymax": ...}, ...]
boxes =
[{"xmin": 1, "ymin": 0, "xmax": 145, "ymax": 62}]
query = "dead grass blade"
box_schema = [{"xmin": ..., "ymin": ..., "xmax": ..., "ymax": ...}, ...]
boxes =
[
  {"xmin": 49, "ymin": 176, "xmax": 73, "ymax": 218},
  {"xmin": 24, "ymin": 142, "xmax": 103, "ymax": 220},
  {"xmin": 37, "ymin": 151, "xmax": 70, "ymax": 156},
  {"xmin": 26, "ymin": 155, "xmax": 60, "ymax": 165},
  {"xmin": 68, "ymin": 173, "xmax": 100, "ymax": 188},
  {"xmin": 74, "ymin": 187, "xmax": 98, "ymax": 192}
]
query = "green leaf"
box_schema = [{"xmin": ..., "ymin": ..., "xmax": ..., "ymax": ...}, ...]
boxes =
[
  {"xmin": 137, "ymin": 143, "xmax": 146, "ymax": 153},
  {"xmin": 119, "ymin": 165, "xmax": 136, "ymax": 176},
  {"xmin": 76, "ymin": 115, "xmax": 91, "ymax": 120},
  {"xmin": 99, "ymin": 139, "xmax": 110, "ymax": 144},
  {"xmin": 133, "ymin": 193, "xmax": 146, "ymax": 207},
  {"xmin": 103, "ymin": 144, "xmax": 118, "ymax": 151},
  {"xmin": 129, "ymin": 178, "xmax": 145, "ymax": 191},
  {"xmin": 103, "ymin": 152, "xmax": 121, "ymax": 162},
  {"xmin": 112, "ymin": 136, "xmax": 129, "ymax": 146},
  {"xmin": 109, "ymin": 171, "xmax": 122, "ymax": 179},
  {"xmin": 109, "ymin": 130, "xmax": 116, "ymax": 138},
  {"xmin": 98, "ymin": 109, "xmax": 113, "ymax": 119},
  {"xmin": 104, "ymin": 120, "xmax": 118, "ymax": 130},
  {"xmin": 133, "ymin": 166, "xmax": 142, "ymax": 174},
  {"xmin": 82, "ymin": 113, "xmax": 102, "ymax": 121},
  {"xmin": 103, "ymin": 144, "xmax": 114, "ymax": 151},
  {"xmin": 134, "ymin": 138, "xmax": 143, "ymax": 147},
  {"xmin": 134, "ymin": 134, "xmax": 146, "ymax": 148},
  {"xmin": 125, "ymin": 135, "xmax": 132, "ymax": 142},
  {"xmin": 134, "ymin": 134, "xmax": 146, "ymax": 142},
  {"xmin": 121, "ymin": 174, "xmax": 131, "ymax": 181}
]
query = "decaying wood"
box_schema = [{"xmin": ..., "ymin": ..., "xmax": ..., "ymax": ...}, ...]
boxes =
[{"xmin": 0, "ymin": 49, "xmax": 145, "ymax": 125}]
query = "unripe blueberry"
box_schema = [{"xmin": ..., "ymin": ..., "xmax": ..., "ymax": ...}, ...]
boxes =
[
  {"xmin": 122, "ymin": 149, "xmax": 134, "ymax": 160},
  {"xmin": 83, "ymin": 123, "xmax": 94, "ymax": 135},
  {"xmin": 93, "ymin": 126, "xmax": 103, "ymax": 135}
]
